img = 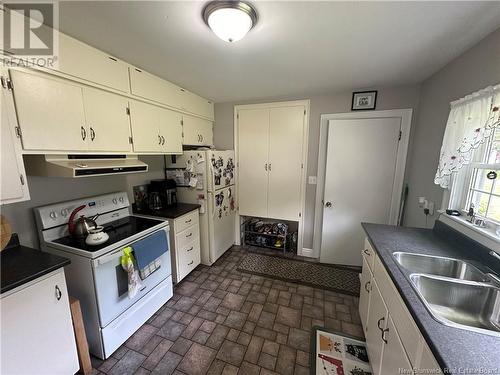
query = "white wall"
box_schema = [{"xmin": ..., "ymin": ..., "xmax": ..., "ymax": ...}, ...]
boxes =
[
  {"xmin": 404, "ymin": 27, "xmax": 500, "ymax": 228},
  {"xmin": 214, "ymin": 85, "xmax": 422, "ymax": 249},
  {"xmin": 0, "ymin": 156, "xmax": 164, "ymax": 249}
]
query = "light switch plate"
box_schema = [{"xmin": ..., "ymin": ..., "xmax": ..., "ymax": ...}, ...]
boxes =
[{"xmin": 308, "ymin": 176, "xmax": 317, "ymax": 185}]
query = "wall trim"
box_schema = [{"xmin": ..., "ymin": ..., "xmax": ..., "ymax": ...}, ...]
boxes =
[{"xmin": 312, "ymin": 109, "xmax": 413, "ymax": 260}]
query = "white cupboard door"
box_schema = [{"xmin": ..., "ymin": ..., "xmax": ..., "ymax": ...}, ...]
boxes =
[
  {"xmin": 267, "ymin": 106, "xmax": 305, "ymax": 221},
  {"xmin": 180, "ymin": 89, "xmax": 214, "ymax": 120},
  {"xmin": 158, "ymin": 107, "xmax": 183, "ymax": 154},
  {"xmin": 82, "ymin": 88, "xmax": 132, "ymax": 152},
  {"xmin": 129, "ymin": 100, "xmax": 162, "ymax": 153},
  {"xmin": 129, "ymin": 67, "xmax": 182, "ymax": 109},
  {"xmin": 9, "ymin": 70, "xmax": 88, "ymax": 151},
  {"xmin": 0, "ymin": 270, "xmax": 79, "ymax": 375},
  {"xmin": 0, "ymin": 88, "xmax": 29, "ymax": 204},
  {"xmin": 237, "ymin": 108, "xmax": 270, "ymax": 217},
  {"xmin": 365, "ymin": 280, "xmax": 388, "ymax": 375},
  {"xmin": 379, "ymin": 315, "xmax": 413, "ymax": 374},
  {"xmin": 59, "ymin": 33, "xmax": 129, "ymax": 93},
  {"xmin": 182, "ymin": 115, "xmax": 213, "ymax": 146},
  {"xmin": 359, "ymin": 257, "xmax": 372, "ymax": 333}
]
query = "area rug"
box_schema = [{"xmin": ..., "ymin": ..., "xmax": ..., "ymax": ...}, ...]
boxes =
[
  {"xmin": 310, "ymin": 326, "xmax": 372, "ymax": 375},
  {"xmin": 237, "ymin": 252, "xmax": 360, "ymax": 296}
]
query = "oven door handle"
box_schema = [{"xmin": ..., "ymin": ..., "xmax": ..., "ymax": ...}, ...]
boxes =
[{"xmin": 95, "ymin": 248, "xmax": 125, "ymax": 267}]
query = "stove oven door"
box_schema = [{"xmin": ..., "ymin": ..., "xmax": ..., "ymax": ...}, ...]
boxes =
[{"xmin": 92, "ymin": 227, "xmax": 171, "ymax": 327}]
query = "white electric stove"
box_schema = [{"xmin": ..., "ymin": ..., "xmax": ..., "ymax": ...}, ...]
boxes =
[{"xmin": 34, "ymin": 192, "xmax": 173, "ymax": 359}]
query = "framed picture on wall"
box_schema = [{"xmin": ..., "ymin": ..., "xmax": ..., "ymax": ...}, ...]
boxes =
[{"xmin": 351, "ymin": 90, "xmax": 377, "ymax": 111}]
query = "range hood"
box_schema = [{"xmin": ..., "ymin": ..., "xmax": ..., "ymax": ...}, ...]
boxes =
[{"xmin": 24, "ymin": 155, "xmax": 148, "ymax": 178}]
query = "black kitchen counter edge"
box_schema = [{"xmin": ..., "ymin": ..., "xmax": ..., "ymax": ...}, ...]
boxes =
[
  {"xmin": 1, "ymin": 235, "xmax": 70, "ymax": 294},
  {"xmin": 362, "ymin": 221, "xmax": 500, "ymax": 372},
  {"xmin": 133, "ymin": 203, "xmax": 201, "ymax": 219}
]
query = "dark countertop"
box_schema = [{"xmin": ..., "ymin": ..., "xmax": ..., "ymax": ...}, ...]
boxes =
[
  {"xmin": 133, "ymin": 203, "xmax": 201, "ymax": 219},
  {"xmin": 1, "ymin": 235, "xmax": 70, "ymax": 294},
  {"xmin": 362, "ymin": 221, "xmax": 500, "ymax": 372}
]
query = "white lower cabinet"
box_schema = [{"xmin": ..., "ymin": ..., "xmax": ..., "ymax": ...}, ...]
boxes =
[
  {"xmin": 360, "ymin": 239, "xmax": 441, "ymax": 375},
  {"xmin": 1, "ymin": 269, "xmax": 79, "ymax": 375},
  {"xmin": 168, "ymin": 210, "xmax": 201, "ymax": 283}
]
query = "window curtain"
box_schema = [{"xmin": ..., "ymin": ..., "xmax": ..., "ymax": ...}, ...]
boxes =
[{"xmin": 434, "ymin": 84, "xmax": 500, "ymax": 189}]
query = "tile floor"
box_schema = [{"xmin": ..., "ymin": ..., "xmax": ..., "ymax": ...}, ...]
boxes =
[{"xmin": 90, "ymin": 246, "xmax": 364, "ymax": 375}]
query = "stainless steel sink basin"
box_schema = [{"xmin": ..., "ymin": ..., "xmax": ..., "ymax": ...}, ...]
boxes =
[
  {"xmin": 410, "ymin": 274, "xmax": 500, "ymax": 336},
  {"xmin": 393, "ymin": 252, "xmax": 490, "ymax": 282}
]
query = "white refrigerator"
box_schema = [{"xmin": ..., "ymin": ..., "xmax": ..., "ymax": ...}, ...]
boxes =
[{"xmin": 166, "ymin": 149, "xmax": 236, "ymax": 265}]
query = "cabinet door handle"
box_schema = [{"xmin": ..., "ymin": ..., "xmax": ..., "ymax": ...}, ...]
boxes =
[
  {"xmin": 158, "ymin": 134, "xmax": 162, "ymax": 144},
  {"xmin": 55, "ymin": 285, "xmax": 62, "ymax": 301},
  {"xmin": 186, "ymin": 232, "xmax": 193, "ymax": 238},
  {"xmin": 265, "ymin": 163, "xmax": 268, "ymax": 171},
  {"xmin": 364, "ymin": 280, "xmax": 371, "ymax": 292},
  {"xmin": 268, "ymin": 163, "xmax": 271, "ymax": 171},
  {"xmin": 90, "ymin": 127, "xmax": 95, "ymax": 141},
  {"xmin": 377, "ymin": 317, "xmax": 385, "ymax": 331},
  {"xmin": 185, "ymin": 219, "xmax": 192, "ymax": 224},
  {"xmin": 187, "ymin": 246, "xmax": 193, "ymax": 252},
  {"xmin": 188, "ymin": 261, "xmax": 194, "ymax": 265},
  {"xmin": 200, "ymin": 135, "xmax": 204, "ymax": 142},
  {"xmin": 81, "ymin": 126, "xmax": 87, "ymax": 141},
  {"xmin": 161, "ymin": 135, "xmax": 165, "ymax": 145},
  {"xmin": 381, "ymin": 327, "xmax": 389, "ymax": 344},
  {"xmin": 363, "ymin": 249, "xmax": 371, "ymax": 256}
]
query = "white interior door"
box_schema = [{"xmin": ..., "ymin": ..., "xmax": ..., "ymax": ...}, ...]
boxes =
[
  {"xmin": 10, "ymin": 70, "xmax": 88, "ymax": 151},
  {"xmin": 320, "ymin": 117, "xmax": 401, "ymax": 266},
  {"xmin": 82, "ymin": 87, "xmax": 132, "ymax": 152},
  {"xmin": 237, "ymin": 108, "xmax": 270, "ymax": 217},
  {"xmin": 268, "ymin": 106, "xmax": 305, "ymax": 221}
]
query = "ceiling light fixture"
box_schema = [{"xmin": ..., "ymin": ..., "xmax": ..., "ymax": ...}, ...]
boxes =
[{"xmin": 203, "ymin": 1, "xmax": 258, "ymax": 43}]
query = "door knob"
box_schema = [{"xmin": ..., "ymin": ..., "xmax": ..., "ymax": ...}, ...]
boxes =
[{"xmin": 325, "ymin": 201, "xmax": 333, "ymax": 208}]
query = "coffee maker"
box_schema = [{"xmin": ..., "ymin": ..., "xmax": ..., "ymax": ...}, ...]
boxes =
[{"xmin": 149, "ymin": 179, "xmax": 177, "ymax": 208}]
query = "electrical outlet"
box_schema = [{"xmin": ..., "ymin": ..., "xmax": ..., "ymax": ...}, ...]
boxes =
[{"xmin": 308, "ymin": 176, "xmax": 317, "ymax": 185}]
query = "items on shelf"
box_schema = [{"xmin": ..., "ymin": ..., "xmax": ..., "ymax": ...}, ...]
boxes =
[{"xmin": 244, "ymin": 218, "xmax": 297, "ymax": 253}]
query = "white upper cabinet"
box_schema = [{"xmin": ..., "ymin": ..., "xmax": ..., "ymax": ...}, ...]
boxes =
[
  {"xmin": 0, "ymin": 83, "xmax": 30, "ymax": 205},
  {"xmin": 182, "ymin": 115, "xmax": 213, "ymax": 146},
  {"xmin": 129, "ymin": 67, "xmax": 183, "ymax": 109},
  {"xmin": 180, "ymin": 89, "xmax": 214, "ymax": 120},
  {"xmin": 129, "ymin": 100, "xmax": 182, "ymax": 154},
  {"xmin": 82, "ymin": 87, "xmax": 132, "ymax": 152},
  {"xmin": 158, "ymin": 107, "xmax": 183, "ymax": 154},
  {"xmin": 10, "ymin": 70, "xmax": 88, "ymax": 152},
  {"xmin": 58, "ymin": 33, "xmax": 129, "ymax": 93}
]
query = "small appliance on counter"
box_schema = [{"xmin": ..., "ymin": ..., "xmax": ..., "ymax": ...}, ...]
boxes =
[{"xmin": 149, "ymin": 179, "xmax": 178, "ymax": 208}]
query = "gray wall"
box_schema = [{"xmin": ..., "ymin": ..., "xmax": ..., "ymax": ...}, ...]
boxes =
[
  {"xmin": 214, "ymin": 85, "xmax": 422, "ymax": 249},
  {"xmin": 404, "ymin": 27, "xmax": 500, "ymax": 228},
  {"xmin": 0, "ymin": 156, "xmax": 164, "ymax": 249}
]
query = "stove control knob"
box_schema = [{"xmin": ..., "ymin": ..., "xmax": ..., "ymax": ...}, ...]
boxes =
[
  {"xmin": 60, "ymin": 208, "xmax": 69, "ymax": 217},
  {"xmin": 49, "ymin": 211, "xmax": 58, "ymax": 219},
  {"xmin": 112, "ymin": 198, "xmax": 118, "ymax": 204},
  {"xmin": 119, "ymin": 196, "xmax": 124, "ymax": 203}
]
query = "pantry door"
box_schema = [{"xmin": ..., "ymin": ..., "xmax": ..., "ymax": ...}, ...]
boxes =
[
  {"xmin": 237, "ymin": 108, "xmax": 270, "ymax": 217},
  {"xmin": 320, "ymin": 113, "xmax": 409, "ymax": 266}
]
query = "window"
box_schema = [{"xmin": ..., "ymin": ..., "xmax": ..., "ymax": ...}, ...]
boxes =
[{"xmin": 453, "ymin": 127, "xmax": 500, "ymax": 223}]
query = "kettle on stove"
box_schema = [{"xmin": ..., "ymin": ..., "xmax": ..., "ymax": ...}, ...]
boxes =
[{"xmin": 68, "ymin": 205, "xmax": 99, "ymax": 238}]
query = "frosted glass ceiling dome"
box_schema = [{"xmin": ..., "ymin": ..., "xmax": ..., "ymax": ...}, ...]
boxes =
[{"xmin": 203, "ymin": 1, "xmax": 258, "ymax": 43}]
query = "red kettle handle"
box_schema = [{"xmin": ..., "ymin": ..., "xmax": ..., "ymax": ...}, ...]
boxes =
[{"xmin": 68, "ymin": 204, "xmax": 86, "ymax": 234}]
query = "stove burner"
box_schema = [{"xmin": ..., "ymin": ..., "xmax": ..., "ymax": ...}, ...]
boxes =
[{"xmin": 53, "ymin": 216, "xmax": 164, "ymax": 252}]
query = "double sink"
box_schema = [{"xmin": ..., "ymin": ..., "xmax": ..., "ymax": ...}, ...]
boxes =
[{"xmin": 393, "ymin": 252, "xmax": 500, "ymax": 336}]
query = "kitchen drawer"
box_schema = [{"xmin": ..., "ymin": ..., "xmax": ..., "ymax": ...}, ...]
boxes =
[
  {"xmin": 174, "ymin": 210, "xmax": 199, "ymax": 234},
  {"xmin": 175, "ymin": 223, "xmax": 200, "ymax": 250},
  {"xmin": 177, "ymin": 237, "xmax": 201, "ymax": 281},
  {"xmin": 374, "ymin": 255, "xmax": 421, "ymax": 366},
  {"xmin": 362, "ymin": 238, "xmax": 376, "ymax": 271}
]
